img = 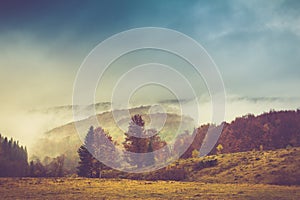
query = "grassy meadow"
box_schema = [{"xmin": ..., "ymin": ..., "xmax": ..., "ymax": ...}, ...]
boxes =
[
  {"xmin": 0, "ymin": 178, "xmax": 299, "ymax": 200},
  {"xmin": 1, "ymin": 148, "xmax": 300, "ymax": 199}
]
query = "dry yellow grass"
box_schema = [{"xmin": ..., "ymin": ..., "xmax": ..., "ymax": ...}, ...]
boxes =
[
  {"xmin": 100, "ymin": 147, "xmax": 300, "ymax": 185},
  {"xmin": 185, "ymin": 147, "xmax": 300, "ymax": 185},
  {"xmin": 0, "ymin": 178, "xmax": 299, "ymax": 200}
]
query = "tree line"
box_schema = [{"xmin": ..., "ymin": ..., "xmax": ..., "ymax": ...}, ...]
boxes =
[
  {"xmin": 0, "ymin": 134, "xmax": 66, "ymax": 177},
  {"xmin": 0, "ymin": 134, "xmax": 28, "ymax": 177},
  {"xmin": 181, "ymin": 110, "xmax": 300, "ymax": 158},
  {"xmin": 28, "ymin": 155, "xmax": 65, "ymax": 177}
]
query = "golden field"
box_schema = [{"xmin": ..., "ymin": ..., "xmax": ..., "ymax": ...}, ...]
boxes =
[{"xmin": 0, "ymin": 178, "xmax": 299, "ymax": 200}]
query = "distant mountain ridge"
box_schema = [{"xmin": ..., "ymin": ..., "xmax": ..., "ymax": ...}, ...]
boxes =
[{"xmin": 32, "ymin": 105, "xmax": 194, "ymax": 172}]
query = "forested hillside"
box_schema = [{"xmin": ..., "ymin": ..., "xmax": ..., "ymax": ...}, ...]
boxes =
[
  {"xmin": 181, "ymin": 110, "xmax": 300, "ymax": 158},
  {"xmin": 1, "ymin": 109, "xmax": 300, "ymax": 180}
]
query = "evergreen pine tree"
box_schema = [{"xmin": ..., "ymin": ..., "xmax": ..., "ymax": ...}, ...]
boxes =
[
  {"xmin": 77, "ymin": 126, "xmax": 94, "ymax": 178},
  {"xmin": 93, "ymin": 127, "xmax": 116, "ymax": 178},
  {"xmin": 77, "ymin": 126, "xmax": 114, "ymax": 178},
  {"xmin": 123, "ymin": 115, "xmax": 167, "ymax": 168},
  {"xmin": 123, "ymin": 115, "xmax": 148, "ymax": 168}
]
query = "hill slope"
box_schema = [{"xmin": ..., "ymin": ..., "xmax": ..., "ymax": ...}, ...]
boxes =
[
  {"xmin": 182, "ymin": 110, "xmax": 300, "ymax": 158},
  {"xmin": 32, "ymin": 105, "xmax": 194, "ymax": 172},
  {"xmin": 32, "ymin": 109, "xmax": 300, "ymax": 174},
  {"xmin": 106, "ymin": 147, "xmax": 300, "ymax": 185},
  {"xmin": 187, "ymin": 147, "xmax": 300, "ymax": 185}
]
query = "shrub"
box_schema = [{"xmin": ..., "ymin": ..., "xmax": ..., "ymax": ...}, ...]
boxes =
[{"xmin": 194, "ymin": 158, "xmax": 218, "ymax": 170}]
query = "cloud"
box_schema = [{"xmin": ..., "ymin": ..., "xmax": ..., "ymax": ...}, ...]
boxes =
[
  {"xmin": 224, "ymin": 94, "xmax": 300, "ymax": 123},
  {"xmin": 0, "ymin": 0, "xmax": 299, "ymax": 154},
  {"xmin": 188, "ymin": 1, "xmax": 300, "ymax": 98}
]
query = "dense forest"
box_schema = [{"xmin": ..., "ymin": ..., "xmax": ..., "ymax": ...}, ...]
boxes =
[
  {"xmin": 0, "ymin": 134, "xmax": 65, "ymax": 177},
  {"xmin": 0, "ymin": 135, "xmax": 28, "ymax": 177},
  {"xmin": 181, "ymin": 110, "xmax": 300, "ymax": 158}
]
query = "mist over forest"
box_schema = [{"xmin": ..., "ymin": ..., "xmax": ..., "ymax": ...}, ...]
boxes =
[{"xmin": 1, "ymin": 95, "xmax": 299, "ymax": 157}]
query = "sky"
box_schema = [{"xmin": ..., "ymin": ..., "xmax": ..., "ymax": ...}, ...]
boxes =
[{"xmin": 0, "ymin": 0, "xmax": 300, "ymax": 148}]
